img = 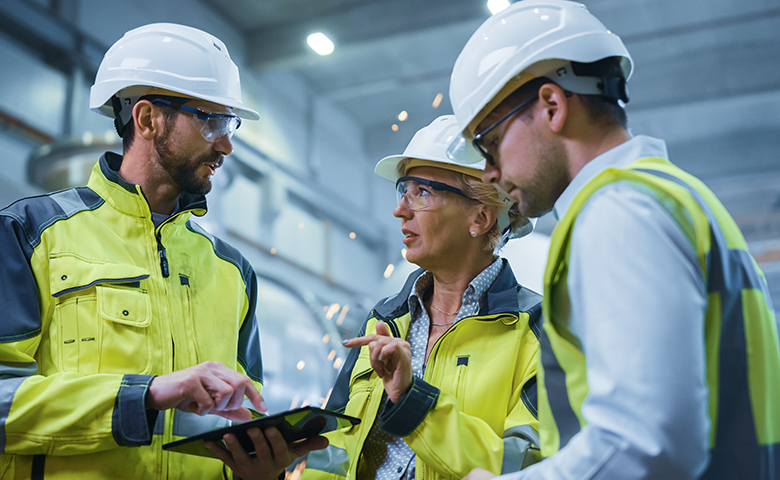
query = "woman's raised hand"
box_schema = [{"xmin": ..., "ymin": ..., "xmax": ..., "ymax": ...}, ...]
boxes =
[{"xmin": 342, "ymin": 321, "xmax": 413, "ymax": 403}]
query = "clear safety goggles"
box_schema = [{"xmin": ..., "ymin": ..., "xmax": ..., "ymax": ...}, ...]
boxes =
[
  {"xmin": 148, "ymin": 97, "xmax": 242, "ymax": 142},
  {"xmin": 446, "ymin": 95, "xmax": 538, "ymax": 167},
  {"xmin": 395, "ymin": 176, "xmax": 473, "ymax": 211}
]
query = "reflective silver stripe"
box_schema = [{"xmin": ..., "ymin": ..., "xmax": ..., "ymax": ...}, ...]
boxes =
[
  {"xmin": 50, "ymin": 190, "xmax": 88, "ymax": 218},
  {"xmin": 636, "ymin": 168, "xmax": 774, "ymax": 478},
  {"xmin": 517, "ymin": 287, "xmax": 541, "ymax": 314},
  {"xmin": 0, "ymin": 377, "xmax": 26, "ymax": 453},
  {"xmin": 501, "ymin": 425, "xmax": 539, "ymax": 474},
  {"xmin": 305, "ymin": 444, "xmax": 350, "ymax": 477},
  {"xmin": 172, "ymin": 409, "xmax": 230, "ymax": 437},
  {"xmin": 0, "ymin": 361, "xmax": 37, "ymax": 378},
  {"xmin": 153, "ymin": 410, "xmax": 165, "ymax": 436},
  {"xmin": 760, "ymin": 444, "xmax": 780, "ymax": 479},
  {"xmin": 539, "ymin": 315, "xmax": 581, "ymax": 450}
]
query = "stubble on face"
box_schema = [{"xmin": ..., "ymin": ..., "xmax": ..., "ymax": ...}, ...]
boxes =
[
  {"xmin": 514, "ymin": 137, "xmax": 570, "ymax": 218},
  {"xmin": 154, "ymin": 116, "xmax": 223, "ymax": 196}
]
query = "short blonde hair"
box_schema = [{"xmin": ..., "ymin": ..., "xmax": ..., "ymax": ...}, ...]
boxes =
[{"xmin": 397, "ymin": 158, "xmax": 519, "ymax": 252}]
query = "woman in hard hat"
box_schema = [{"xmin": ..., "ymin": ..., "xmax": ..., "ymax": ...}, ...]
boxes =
[{"xmin": 298, "ymin": 115, "xmax": 542, "ymax": 480}]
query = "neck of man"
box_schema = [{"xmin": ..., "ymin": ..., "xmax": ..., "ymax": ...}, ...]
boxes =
[
  {"xmin": 566, "ymin": 122, "xmax": 631, "ymax": 181},
  {"xmin": 119, "ymin": 146, "xmax": 181, "ymax": 216}
]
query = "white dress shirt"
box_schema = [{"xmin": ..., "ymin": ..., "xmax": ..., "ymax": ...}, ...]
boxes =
[{"xmin": 499, "ymin": 135, "xmax": 711, "ymax": 479}]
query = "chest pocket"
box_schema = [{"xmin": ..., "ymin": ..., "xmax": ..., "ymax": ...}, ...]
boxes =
[
  {"xmin": 49, "ymin": 254, "xmax": 152, "ymax": 375},
  {"xmin": 346, "ymin": 354, "xmax": 375, "ymax": 412}
]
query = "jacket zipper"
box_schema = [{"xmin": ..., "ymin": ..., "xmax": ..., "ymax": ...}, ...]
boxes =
[{"xmin": 155, "ymin": 231, "xmax": 170, "ymax": 278}]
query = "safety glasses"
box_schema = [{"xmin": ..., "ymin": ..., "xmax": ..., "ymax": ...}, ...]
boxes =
[
  {"xmin": 395, "ymin": 176, "xmax": 473, "ymax": 211},
  {"xmin": 472, "ymin": 95, "xmax": 538, "ymax": 166},
  {"xmin": 148, "ymin": 97, "xmax": 242, "ymax": 142}
]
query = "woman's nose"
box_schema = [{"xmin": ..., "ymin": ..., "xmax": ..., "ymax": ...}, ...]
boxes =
[{"xmin": 393, "ymin": 198, "xmax": 412, "ymax": 218}]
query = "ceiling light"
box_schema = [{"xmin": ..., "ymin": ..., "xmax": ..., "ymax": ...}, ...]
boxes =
[
  {"xmin": 487, "ymin": 0, "xmax": 511, "ymax": 15},
  {"xmin": 336, "ymin": 305, "xmax": 349, "ymax": 325},
  {"xmin": 326, "ymin": 303, "xmax": 340, "ymax": 320},
  {"xmin": 384, "ymin": 264, "xmax": 395, "ymax": 278},
  {"xmin": 432, "ymin": 93, "xmax": 443, "ymax": 108},
  {"xmin": 398, "ymin": 110, "xmax": 408, "ymax": 122},
  {"xmin": 391, "ymin": 124, "xmax": 399, "ymax": 132},
  {"xmin": 307, "ymin": 33, "xmax": 334, "ymax": 55}
]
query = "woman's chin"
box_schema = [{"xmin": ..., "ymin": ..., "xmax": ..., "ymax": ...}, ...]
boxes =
[{"xmin": 404, "ymin": 250, "xmax": 423, "ymax": 267}]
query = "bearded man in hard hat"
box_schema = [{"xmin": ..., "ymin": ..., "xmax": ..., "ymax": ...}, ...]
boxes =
[
  {"xmin": 447, "ymin": 1, "xmax": 780, "ymax": 479},
  {"xmin": 0, "ymin": 23, "xmax": 324, "ymax": 479}
]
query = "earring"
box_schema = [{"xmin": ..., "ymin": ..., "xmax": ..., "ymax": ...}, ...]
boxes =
[{"xmin": 470, "ymin": 231, "xmax": 478, "ymax": 237}]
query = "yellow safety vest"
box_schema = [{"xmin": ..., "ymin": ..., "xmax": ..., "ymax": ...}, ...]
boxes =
[{"xmin": 537, "ymin": 156, "xmax": 780, "ymax": 478}]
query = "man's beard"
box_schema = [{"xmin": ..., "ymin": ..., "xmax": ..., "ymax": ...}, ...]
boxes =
[
  {"xmin": 516, "ymin": 139, "xmax": 569, "ymax": 218},
  {"xmin": 155, "ymin": 126, "xmax": 223, "ymax": 196}
]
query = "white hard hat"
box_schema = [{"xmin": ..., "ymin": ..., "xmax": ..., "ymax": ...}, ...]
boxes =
[
  {"xmin": 90, "ymin": 22, "xmax": 259, "ymax": 130},
  {"xmin": 449, "ymin": 0, "xmax": 632, "ymax": 144},
  {"xmin": 376, "ymin": 115, "xmax": 533, "ymax": 240},
  {"xmin": 375, "ymin": 115, "xmax": 485, "ymax": 182}
]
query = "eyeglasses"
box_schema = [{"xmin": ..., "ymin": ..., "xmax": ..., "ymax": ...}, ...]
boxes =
[
  {"xmin": 148, "ymin": 97, "xmax": 242, "ymax": 142},
  {"xmin": 396, "ymin": 176, "xmax": 473, "ymax": 211},
  {"xmin": 472, "ymin": 95, "xmax": 538, "ymax": 166}
]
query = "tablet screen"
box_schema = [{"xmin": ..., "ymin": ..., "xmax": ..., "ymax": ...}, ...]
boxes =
[{"xmin": 162, "ymin": 406, "xmax": 360, "ymax": 458}]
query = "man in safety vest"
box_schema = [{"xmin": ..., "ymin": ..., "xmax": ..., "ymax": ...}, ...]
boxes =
[
  {"xmin": 0, "ymin": 23, "xmax": 325, "ymax": 479},
  {"xmin": 447, "ymin": 1, "xmax": 780, "ymax": 479}
]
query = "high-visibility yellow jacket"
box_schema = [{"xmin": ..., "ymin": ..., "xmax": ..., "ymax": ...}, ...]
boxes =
[
  {"xmin": 303, "ymin": 261, "xmax": 541, "ymax": 480},
  {"xmin": 538, "ymin": 156, "xmax": 780, "ymax": 478},
  {"xmin": 0, "ymin": 153, "xmax": 263, "ymax": 479}
]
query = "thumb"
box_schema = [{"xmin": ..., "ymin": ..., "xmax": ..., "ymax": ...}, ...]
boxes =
[{"xmin": 375, "ymin": 321, "xmax": 391, "ymax": 338}]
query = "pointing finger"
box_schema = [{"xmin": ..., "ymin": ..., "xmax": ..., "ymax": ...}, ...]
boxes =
[{"xmin": 375, "ymin": 321, "xmax": 391, "ymax": 337}]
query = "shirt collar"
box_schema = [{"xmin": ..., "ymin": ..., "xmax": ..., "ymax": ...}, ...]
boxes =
[
  {"xmin": 408, "ymin": 256, "xmax": 504, "ymax": 323},
  {"xmin": 553, "ymin": 135, "xmax": 668, "ymax": 221}
]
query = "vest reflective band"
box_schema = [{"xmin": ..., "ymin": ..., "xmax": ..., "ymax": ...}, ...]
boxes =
[{"xmin": 538, "ymin": 157, "xmax": 780, "ymax": 479}]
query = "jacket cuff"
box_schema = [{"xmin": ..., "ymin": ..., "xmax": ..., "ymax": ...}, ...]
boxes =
[
  {"xmin": 112, "ymin": 374, "xmax": 157, "ymax": 446},
  {"xmin": 378, "ymin": 376, "xmax": 439, "ymax": 437}
]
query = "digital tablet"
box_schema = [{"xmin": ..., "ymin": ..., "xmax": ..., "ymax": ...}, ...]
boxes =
[{"xmin": 162, "ymin": 406, "xmax": 360, "ymax": 458}]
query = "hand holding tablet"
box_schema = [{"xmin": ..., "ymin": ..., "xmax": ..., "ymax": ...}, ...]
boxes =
[{"xmin": 162, "ymin": 406, "xmax": 359, "ymax": 458}]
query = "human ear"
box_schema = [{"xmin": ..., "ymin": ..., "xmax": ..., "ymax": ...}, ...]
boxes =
[
  {"xmin": 470, "ymin": 204, "xmax": 498, "ymax": 237},
  {"xmin": 537, "ymin": 83, "xmax": 568, "ymax": 133},
  {"xmin": 133, "ymin": 100, "xmax": 166, "ymax": 141}
]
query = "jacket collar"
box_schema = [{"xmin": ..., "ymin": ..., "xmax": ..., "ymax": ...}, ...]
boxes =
[
  {"xmin": 90, "ymin": 152, "xmax": 208, "ymax": 219},
  {"xmin": 372, "ymin": 258, "xmax": 524, "ymax": 322}
]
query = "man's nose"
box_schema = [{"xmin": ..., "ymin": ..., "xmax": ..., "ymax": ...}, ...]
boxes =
[
  {"xmin": 482, "ymin": 163, "xmax": 500, "ymax": 184},
  {"xmin": 213, "ymin": 133, "xmax": 234, "ymax": 156}
]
